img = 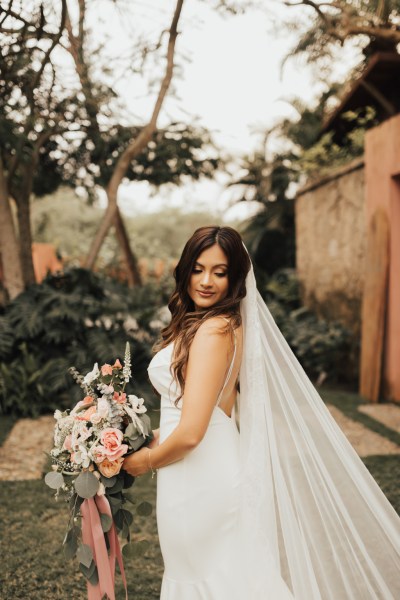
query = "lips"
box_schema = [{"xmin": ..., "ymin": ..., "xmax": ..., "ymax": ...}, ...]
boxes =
[{"xmin": 197, "ymin": 290, "xmax": 214, "ymax": 297}]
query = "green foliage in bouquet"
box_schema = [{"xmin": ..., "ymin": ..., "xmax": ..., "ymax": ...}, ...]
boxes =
[
  {"xmin": 261, "ymin": 269, "xmax": 354, "ymax": 383},
  {"xmin": 0, "ymin": 268, "xmax": 171, "ymax": 417}
]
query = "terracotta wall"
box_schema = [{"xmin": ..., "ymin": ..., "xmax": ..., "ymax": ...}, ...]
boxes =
[
  {"xmin": 365, "ymin": 116, "xmax": 400, "ymax": 402},
  {"xmin": 295, "ymin": 158, "xmax": 366, "ymax": 335}
]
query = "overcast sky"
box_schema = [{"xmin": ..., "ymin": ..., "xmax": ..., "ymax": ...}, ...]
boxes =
[{"xmin": 89, "ymin": 0, "xmax": 361, "ymax": 221}]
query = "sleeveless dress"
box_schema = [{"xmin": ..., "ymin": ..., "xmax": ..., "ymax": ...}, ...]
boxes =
[{"xmin": 147, "ymin": 324, "xmax": 245, "ymax": 599}]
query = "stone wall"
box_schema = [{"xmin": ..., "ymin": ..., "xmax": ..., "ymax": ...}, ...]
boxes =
[{"xmin": 295, "ymin": 158, "xmax": 365, "ymax": 336}]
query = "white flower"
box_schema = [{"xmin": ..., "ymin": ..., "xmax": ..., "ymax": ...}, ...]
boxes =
[
  {"xmin": 98, "ymin": 398, "xmax": 109, "ymax": 416},
  {"xmin": 72, "ymin": 444, "xmax": 91, "ymax": 468},
  {"xmin": 83, "ymin": 363, "xmax": 100, "ymax": 385},
  {"xmin": 128, "ymin": 394, "xmax": 147, "ymax": 414},
  {"xmin": 90, "ymin": 413, "xmax": 102, "ymax": 425},
  {"xmin": 78, "ymin": 423, "xmax": 92, "ymax": 443},
  {"xmin": 124, "ymin": 403, "xmax": 145, "ymax": 436},
  {"xmin": 54, "ymin": 409, "xmax": 63, "ymax": 420},
  {"xmin": 97, "ymin": 482, "xmax": 106, "ymax": 496},
  {"xmin": 98, "ymin": 384, "xmax": 114, "ymax": 395}
]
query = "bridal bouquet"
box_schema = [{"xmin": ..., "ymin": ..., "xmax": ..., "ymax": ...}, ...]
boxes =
[{"xmin": 45, "ymin": 343, "xmax": 153, "ymax": 600}]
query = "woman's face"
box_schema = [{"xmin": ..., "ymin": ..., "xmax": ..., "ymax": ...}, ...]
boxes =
[{"xmin": 187, "ymin": 244, "xmax": 229, "ymax": 310}]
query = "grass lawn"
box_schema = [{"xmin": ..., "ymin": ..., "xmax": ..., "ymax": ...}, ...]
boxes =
[
  {"xmin": 1, "ymin": 390, "xmax": 399, "ymax": 599},
  {"xmin": 0, "ymin": 474, "xmax": 162, "ymax": 600}
]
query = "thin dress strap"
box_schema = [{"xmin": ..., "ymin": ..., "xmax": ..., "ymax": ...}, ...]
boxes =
[{"xmin": 216, "ymin": 318, "xmax": 237, "ymax": 406}]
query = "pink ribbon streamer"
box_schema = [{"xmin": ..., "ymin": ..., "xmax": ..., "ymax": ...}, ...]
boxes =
[{"xmin": 81, "ymin": 494, "xmax": 128, "ymax": 600}]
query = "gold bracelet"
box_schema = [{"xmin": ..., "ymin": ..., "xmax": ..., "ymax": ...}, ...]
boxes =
[{"xmin": 148, "ymin": 448, "xmax": 157, "ymax": 479}]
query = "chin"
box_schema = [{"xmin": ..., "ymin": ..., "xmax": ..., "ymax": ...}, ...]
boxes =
[{"xmin": 193, "ymin": 296, "xmax": 220, "ymax": 310}]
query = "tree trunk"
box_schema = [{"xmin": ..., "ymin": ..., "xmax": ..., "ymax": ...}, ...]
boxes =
[
  {"xmin": 15, "ymin": 193, "xmax": 36, "ymax": 287},
  {"xmin": 114, "ymin": 208, "xmax": 142, "ymax": 287},
  {"xmin": 0, "ymin": 157, "xmax": 24, "ymax": 300},
  {"xmin": 84, "ymin": 0, "xmax": 184, "ymax": 269}
]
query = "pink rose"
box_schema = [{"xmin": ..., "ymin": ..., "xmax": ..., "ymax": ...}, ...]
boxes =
[
  {"xmin": 76, "ymin": 406, "xmax": 97, "ymax": 421},
  {"xmin": 98, "ymin": 457, "xmax": 124, "ymax": 478},
  {"xmin": 113, "ymin": 392, "xmax": 127, "ymax": 404},
  {"xmin": 100, "ymin": 428, "xmax": 128, "ymax": 460},
  {"xmin": 82, "ymin": 396, "xmax": 94, "ymax": 405},
  {"xmin": 113, "ymin": 359, "xmax": 122, "ymax": 369},
  {"xmin": 101, "ymin": 364, "xmax": 113, "ymax": 376}
]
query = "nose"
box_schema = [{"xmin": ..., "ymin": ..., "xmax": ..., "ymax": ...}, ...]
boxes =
[{"xmin": 200, "ymin": 271, "xmax": 212, "ymax": 288}]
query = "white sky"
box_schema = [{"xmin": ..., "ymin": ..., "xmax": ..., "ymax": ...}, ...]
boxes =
[{"xmin": 88, "ymin": 0, "xmax": 362, "ymax": 221}]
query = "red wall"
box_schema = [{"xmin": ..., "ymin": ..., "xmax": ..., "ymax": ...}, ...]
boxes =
[{"xmin": 365, "ymin": 115, "xmax": 400, "ymax": 402}]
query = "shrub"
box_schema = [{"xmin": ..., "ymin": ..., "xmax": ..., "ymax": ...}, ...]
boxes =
[
  {"xmin": 0, "ymin": 269, "xmax": 173, "ymax": 417},
  {"xmin": 262, "ymin": 269, "xmax": 354, "ymax": 383}
]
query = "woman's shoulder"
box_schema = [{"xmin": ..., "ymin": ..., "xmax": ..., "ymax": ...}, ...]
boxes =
[{"xmin": 195, "ymin": 314, "xmax": 240, "ymax": 340}]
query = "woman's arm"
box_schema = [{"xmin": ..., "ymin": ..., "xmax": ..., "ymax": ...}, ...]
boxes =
[{"xmin": 123, "ymin": 318, "xmax": 233, "ymax": 476}]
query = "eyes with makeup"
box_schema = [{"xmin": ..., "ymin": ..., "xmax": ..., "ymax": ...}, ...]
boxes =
[{"xmin": 192, "ymin": 267, "xmax": 227, "ymax": 278}]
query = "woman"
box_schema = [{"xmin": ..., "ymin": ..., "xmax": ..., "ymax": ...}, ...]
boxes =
[{"xmin": 123, "ymin": 226, "xmax": 400, "ymax": 599}]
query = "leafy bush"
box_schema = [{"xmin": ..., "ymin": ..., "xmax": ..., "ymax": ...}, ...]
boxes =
[
  {"xmin": 0, "ymin": 269, "xmax": 173, "ymax": 417},
  {"xmin": 262, "ymin": 269, "xmax": 354, "ymax": 383}
]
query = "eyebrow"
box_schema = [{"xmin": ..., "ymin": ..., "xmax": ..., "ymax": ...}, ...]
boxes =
[{"xmin": 195, "ymin": 261, "xmax": 228, "ymax": 268}]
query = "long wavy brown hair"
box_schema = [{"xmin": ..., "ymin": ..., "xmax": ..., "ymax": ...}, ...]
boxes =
[{"xmin": 153, "ymin": 225, "xmax": 251, "ymax": 402}]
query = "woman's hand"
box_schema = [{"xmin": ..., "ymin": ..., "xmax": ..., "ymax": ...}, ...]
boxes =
[
  {"xmin": 123, "ymin": 446, "xmax": 151, "ymax": 477},
  {"xmin": 148, "ymin": 428, "xmax": 160, "ymax": 449}
]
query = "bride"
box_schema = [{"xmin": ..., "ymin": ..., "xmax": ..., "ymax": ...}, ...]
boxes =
[{"xmin": 123, "ymin": 225, "xmax": 400, "ymax": 599}]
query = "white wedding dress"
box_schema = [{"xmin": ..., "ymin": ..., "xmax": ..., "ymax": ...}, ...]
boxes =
[
  {"xmin": 146, "ymin": 256, "xmax": 400, "ymax": 599},
  {"xmin": 147, "ymin": 325, "xmax": 294, "ymax": 600}
]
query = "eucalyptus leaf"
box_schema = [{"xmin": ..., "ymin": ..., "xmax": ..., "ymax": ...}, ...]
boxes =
[
  {"xmin": 107, "ymin": 477, "xmax": 124, "ymax": 494},
  {"xmin": 45, "ymin": 471, "xmax": 65, "ymax": 490},
  {"xmin": 116, "ymin": 508, "xmax": 133, "ymax": 538},
  {"xmin": 123, "ymin": 491, "xmax": 135, "ymax": 504},
  {"xmin": 79, "ymin": 560, "xmax": 97, "ymax": 581},
  {"xmin": 122, "ymin": 472, "xmax": 135, "ymax": 489},
  {"xmin": 122, "ymin": 508, "xmax": 133, "ymax": 526},
  {"xmin": 87, "ymin": 567, "xmax": 99, "ymax": 587},
  {"xmin": 63, "ymin": 527, "xmax": 79, "ymax": 560},
  {"xmin": 122, "ymin": 539, "xmax": 150, "ymax": 559},
  {"xmin": 69, "ymin": 493, "xmax": 84, "ymax": 517},
  {"xmin": 137, "ymin": 501, "xmax": 153, "ymax": 517},
  {"xmin": 140, "ymin": 413, "xmax": 152, "ymax": 436},
  {"xmin": 129, "ymin": 436, "xmax": 146, "ymax": 451},
  {"xmin": 77, "ymin": 544, "xmax": 93, "ymax": 569},
  {"xmin": 108, "ymin": 494, "xmax": 122, "ymax": 514},
  {"xmin": 100, "ymin": 475, "xmax": 117, "ymax": 488},
  {"xmin": 100, "ymin": 513, "xmax": 113, "ymax": 533},
  {"xmin": 74, "ymin": 471, "xmax": 99, "ymax": 499},
  {"xmin": 125, "ymin": 423, "xmax": 138, "ymax": 439}
]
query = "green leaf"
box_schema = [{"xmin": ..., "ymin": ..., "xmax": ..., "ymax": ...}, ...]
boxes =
[
  {"xmin": 114, "ymin": 508, "xmax": 133, "ymax": 532},
  {"xmin": 79, "ymin": 560, "xmax": 97, "ymax": 583},
  {"xmin": 63, "ymin": 527, "xmax": 79, "ymax": 560},
  {"xmin": 125, "ymin": 423, "xmax": 138, "ymax": 439},
  {"xmin": 100, "ymin": 513, "xmax": 113, "ymax": 533},
  {"xmin": 74, "ymin": 471, "xmax": 99, "ymax": 499},
  {"xmin": 100, "ymin": 475, "xmax": 117, "ymax": 488},
  {"xmin": 107, "ymin": 476, "xmax": 124, "ymax": 494},
  {"xmin": 140, "ymin": 413, "xmax": 152, "ymax": 436},
  {"xmin": 87, "ymin": 567, "xmax": 99, "ymax": 587},
  {"xmin": 122, "ymin": 539, "xmax": 150, "ymax": 559},
  {"xmin": 136, "ymin": 501, "xmax": 153, "ymax": 517},
  {"xmin": 122, "ymin": 472, "xmax": 135, "ymax": 489},
  {"xmin": 77, "ymin": 544, "xmax": 93, "ymax": 569},
  {"xmin": 108, "ymin": 494, "xmax": 122, "ymax": 514},
  {"xmin": 44, "ymin": 471, "xmax": 64, "ymax": 490},
  {"xmin": 123, "ymin": 491, "xmax": 135, "ymax": 504},
  {"xmin": 128, "ymin": 436, "xmax": 146, "ymax": 451}
]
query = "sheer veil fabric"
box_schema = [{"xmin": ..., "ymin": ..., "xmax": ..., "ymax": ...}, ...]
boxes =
[{"xmin": 237, "ymin": 258, "xmax": 400, "ymax": 599}]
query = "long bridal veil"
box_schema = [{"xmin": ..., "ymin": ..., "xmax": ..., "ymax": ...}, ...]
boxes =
[{"xmin": 238, "ymin": 259, "xmax": 400, "ymax": 599}]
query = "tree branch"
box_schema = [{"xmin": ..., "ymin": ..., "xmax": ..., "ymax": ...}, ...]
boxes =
[
  {"xmin": 31, "ymin": 0, "xmax": 67, "ymax": 92},
  {"xmin": 84, "ymin": 0, "xmax": 185, "ymax": 269}
]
